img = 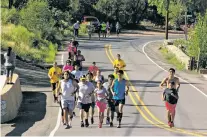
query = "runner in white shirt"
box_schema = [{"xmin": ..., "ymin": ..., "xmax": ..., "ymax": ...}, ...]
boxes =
[
  {"xmin": 77, "ymin": 75, "xmax": 95, "ymax": 127},
  {"xmin": 56, "ymin": 71, "xmax": 79, "ymax": 129},
  {"xmin": 71, "ymin": 65, "xmax": 83, "ymax": 81},
  {"xmin": 73, "ymin": 21, "xmax": 80, "ymax": 37},
  {"xmin": 94, "ymin": 70, "xmax": 104, "ymax": 83}
]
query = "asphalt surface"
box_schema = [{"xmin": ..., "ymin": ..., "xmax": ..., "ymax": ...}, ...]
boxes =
[
  {"xmin": 53, "ymin": 34, "xmax": 207, "ymax": 136},
  {"xmin": 1, "ymin": 34, "xmax": 207, "ymax": 136}
]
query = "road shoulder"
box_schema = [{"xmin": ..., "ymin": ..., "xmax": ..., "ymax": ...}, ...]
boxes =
[{"xmin": 144, "ymin": 41, "xmax": 207, "ymax": 94}]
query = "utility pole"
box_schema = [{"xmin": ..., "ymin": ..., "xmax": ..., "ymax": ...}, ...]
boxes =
[
  {"xmin": 197, "ymin": 47, "xmax": 200, "ymax": 72},
  {"xmin": 165, "ymin": 0, "xmax": 170, "ymax": 40}
]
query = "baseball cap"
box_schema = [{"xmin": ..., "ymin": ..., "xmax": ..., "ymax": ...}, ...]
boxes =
[{"xmin": 80, "ymin": 75, "xmax": 86, "ymax": 80}]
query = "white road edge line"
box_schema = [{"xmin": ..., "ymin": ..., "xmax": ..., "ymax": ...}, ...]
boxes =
[
  {"xmin": 142, "ymin": 40, "xmax": 207, "ymax": 98},
  {"xmin": 49, "ymin": 53, "xmax": 65, "ymax": 137}
]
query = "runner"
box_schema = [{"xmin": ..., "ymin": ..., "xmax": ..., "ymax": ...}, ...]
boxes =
[
  {"xmin": 94, "ymin": 70, "xmax": 104, "ymax": 83},
  {"xmin": 101, "ymin": 21, "xmax": 107, "ymax": 38},
  {"xmin": 113, "ymin": 54, "xmax": 126, "ymax": 70},
  {"xmin": 71, "ymin": 38, "xmax": 79, "ymax": 49},
  {"xmin": 94, "ymin": 80, "xmax": 108, "ymax": 128},
  {"xmin": 71, "ymin": 65, "xmax": 83, "ymax": 81},
  {"xmin": 73, "ymin": 21, "xmax": 80, "ymax": 37},
  {"xmin": 62, "ymin": 60, "xmax": 74, "ymax": 72},
  {"xmin": 97, "ymin": 23, "xmax": 102, "ymax": 40},
  {"xmin": 71, "ymin": 55, "xmax": 81, "ymax": 69},
  {"xmin": 113, "ymin": 67, "xmax": 119, "ymax": 79},
  {"xmin": 110, "ymin": 70, "xmax": 129, "ymax": 128},
  {"xmin": 48, "ymin": 62, "xmax": 62, "ymax": 102},
  {"xmin": 88, "ymin": 62, "xmax": 99, "ymax": 79},
  {"xmin": 160, "ymin": 68, "xmax": 180, "ymax": 92},
  {"xmin": 160, "ymin": 68, "xmax": 180, "ymax": 127},
  {"xmin": 162, "ymin": 81, "xmax": 179, "ymax": 128},
  {"xmin": 76, "ymin": 50, "xmax": 85, "ymax": 71},
  {"xmin": 68, "ymin": 42, "xmax": 77, "ymax": 60},
  {"xmin": 116, "ymin": 21, "xmax": 121, "ymax": 37},
  {"xmin": 86, "ymin": 72, "xmax": 96, "ymax": 124},
  {"xmin": 103, "ymin": 74, "xmax": 115, "ymax": 127},
  {"xmin": 56, "ymin": 71, "xmax": 79, "ymax": 129},
  {"xmin": 77, "ymin": 75, "xmax": 95, "ymax": 127},
  {"xmin": 106, "ymin": 21, "xmax": 111, "ymax": 37}
]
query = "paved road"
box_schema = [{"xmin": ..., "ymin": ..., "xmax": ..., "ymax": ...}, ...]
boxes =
[
  {"xmin": 51, "ymin": 35, "xmax": 207, "ymax": 136},
  {"xmin": 2, "ymin": 34, "xmax": 207, "ymax": 136}
]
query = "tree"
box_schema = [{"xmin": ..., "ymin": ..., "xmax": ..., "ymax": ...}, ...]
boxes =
[{"xmin": 187, "ymin": 11, "xmax": 207, "ymax": 69}]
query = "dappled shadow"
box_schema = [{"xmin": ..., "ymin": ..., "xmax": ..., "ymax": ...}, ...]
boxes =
[{"xmin": 4, "ymin": 92, "xmax": 46, "ymax": 136}]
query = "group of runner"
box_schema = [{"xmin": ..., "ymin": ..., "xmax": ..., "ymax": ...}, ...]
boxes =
[{"xmin": 48, "ymin": 38, "xmax": 181, "ymax": 129}]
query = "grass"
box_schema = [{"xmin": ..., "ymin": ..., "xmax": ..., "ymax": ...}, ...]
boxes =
[
  {"xmin": 160, "ymin": 46, "xmax": 185, "ymax": 70},
  {"xmin": 1, "ymin": 24, "xmax": 57, "ymax": 63}
]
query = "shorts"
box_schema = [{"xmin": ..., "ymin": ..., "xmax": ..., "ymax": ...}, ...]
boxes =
[
  {"xmin": 96, "ymin": 101, "xmax": 107, "ymax": 113},
  {"xmin": 77, "ymin": 102, "xmax": 91, "ymax": 112},
  {"xmin": 91, "ymin": 102, "xmax": 95, "ymax": 109},
  {"xmin": 5, "ymin": 66, "xmax": 15, "ymax": 77},
  {"xmin": 165, "ymin": 102, "xmax": 176, "ymax": 113},
  {"xmin": 114, "ymin": 99, "xmax": 125, "ymax": 106},
  {"xmin": 61, "ymin": 100, "xmax": 75, "ymax": 112},
  {"xmin": 107, "ymin": 99, "xmax": 115, "ymax": 111}
]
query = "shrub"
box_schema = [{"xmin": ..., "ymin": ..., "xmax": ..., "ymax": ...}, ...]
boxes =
[{"xmin": 1, "ymin": 8, "xmax": 20, "ymax": 25}]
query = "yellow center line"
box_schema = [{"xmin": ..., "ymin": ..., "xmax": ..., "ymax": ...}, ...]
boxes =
[{"xmin": 104, "ymin": 44, "xmax": 204, "ymax": 136}]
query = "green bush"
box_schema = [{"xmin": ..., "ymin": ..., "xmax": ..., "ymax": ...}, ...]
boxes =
[
  {"xmin": 2, "ymin": 24, "xmax": 57, "ymax": 63},
  {"xmin": 160, "ymin": 46, "xmax": 185, "ymax": 70},
  {"xmin": 1, "ymin": 8, "xmax": 20, "ymax": 25},
  {"xmin": 79, "ymin": 24, "xmax": 88, "ymax": 36}
]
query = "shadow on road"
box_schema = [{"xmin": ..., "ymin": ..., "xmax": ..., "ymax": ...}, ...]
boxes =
[{"xmin": 5, "ymin": 92, "xmax": 46, "ymax": 136}]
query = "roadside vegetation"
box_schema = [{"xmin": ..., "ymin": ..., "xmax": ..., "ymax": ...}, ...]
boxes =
[
  {"xmin": 1, "ymin": 0, "xmax": 207, "ymax": 65},
  {"xmin": 159, "ymin": 46, "xmax": 185, "ymax": 70}
]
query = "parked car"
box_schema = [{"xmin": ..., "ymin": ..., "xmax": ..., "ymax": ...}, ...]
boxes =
[{"xmin": 82, "ymin": 16, "xmax": 100, "ymax": 32}]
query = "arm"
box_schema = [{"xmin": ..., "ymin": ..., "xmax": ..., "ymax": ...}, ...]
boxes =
[
  {"xmin": 56, "ymin": 81, "xmax": 61, "ymax": 97},
  {"xmin": 159, "ymin": 78, "xmax": 167, "ymax": 90},
  {"xmin": 72, "ymin": 80, "xmax": 79, "ymax": 95},
  {"xmin": 110, "ymin": 80, "xmax": 115, "ymax": 96},
  {"xmin": 122, "ymin": 60, "xmax": 126, "ymax": 68},
  {"xmin": 176, "ymin": 78, "xmax": 180, "ymax": 92},
  {"xmin": 113, "ymin": 60, "xmax": 116, "ymax": 68},
  {"xmin": 82, "ymin": 55, "xmax": 85, "ymax": 61},
  {"xmin": 125, "ymin": 80, "xmax": 129, "ymax": 96},
  {"xmin": 48, "ymin": 69, "xmax": 52, "ymax": 79}
]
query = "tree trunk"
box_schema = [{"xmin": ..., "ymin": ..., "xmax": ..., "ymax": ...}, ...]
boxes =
[{"xmin": 9, "ymin": 0, "xmax": 13, "ymax": 9}]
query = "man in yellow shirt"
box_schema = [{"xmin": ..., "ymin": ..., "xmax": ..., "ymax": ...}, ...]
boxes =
[
  {"xmin": 113, "ymin": 54, "xmax": 126, "ymax": 70},
  {"xmin": 113, "ymin": 67, "xmax": 119, "ymax": 79},
  {"xmin": 48, "ymin": 62, "xmax": 62, "ymax": 102}
]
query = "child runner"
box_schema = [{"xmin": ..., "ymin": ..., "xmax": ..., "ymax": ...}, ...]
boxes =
[
  {"xmin": 103, "ymin": 74, "xmax": 115, "ymax": 127},
  {"xmin": 86, "ymin": 72, "xmax": 96, "ymax": 124},
  {"xmin": 95, "ymin": 80, "xmax": 108, "ymax": 128}
]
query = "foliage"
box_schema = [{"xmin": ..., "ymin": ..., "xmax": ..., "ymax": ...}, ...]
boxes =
[
  {"xmin": 94, "ymin": 0, "xmax": 147, "ymax": 25},
  {"xmin": 1, "ymin": 8, "xmax": 20, "ymax": 25},
  {"xmin": 1, "ymin": 24, "xmax": 57, "ymax": 63},
  {"xmin": 160, "ymin": 46, "xmax": 185, "ymax": 70},
  {"xmin": 187, "ymin": 11, "xmax": 207, "ymax": 68},
  {"xmin": 148, "ymin": 0, "xmax": 186, "ymax": 26}
]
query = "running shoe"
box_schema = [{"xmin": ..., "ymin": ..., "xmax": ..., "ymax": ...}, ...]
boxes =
[
  {"xmin": 85, "ymin": 119, "xmax": 89, "ymax": 127},
  {"xmin": 106, "ymin": 117, "xmax": 110, "ymax": 124},
  {"xmin": 73, "ymin": 112, "xmax": 76, "ymax": 117},
  {"xmin": 109, "ymin": 122, "xmax": 113, "ymax": 127},
  {"xmin": 91, "ymin": 117, "xmax": 94, "ymax": 124},
  {"xmin": 117, "ymin": 124, "xmax": 121, "ymax": 128},
  {"xmin": 98, "ymin": 123, "xmax": 102, "ymax": 128},
  {"xmin": 171, "ymin": 122, "xmax": 174, "ymax": 127},
  {"xmin": 81, "ymin": 121, "xmax": 84, "ymax": 127},
  {"xmin": 168, "ymin": 122, "xmax": 172, "ymax": 128},
  {"xmin": 65, "ymin": 125, "xmax": 70, "ymax": 129}
]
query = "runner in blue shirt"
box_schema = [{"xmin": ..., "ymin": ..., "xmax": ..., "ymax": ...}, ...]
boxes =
[{"xmin": 110, "ymin": 70, "xmax": 129, "ymax": 128}]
